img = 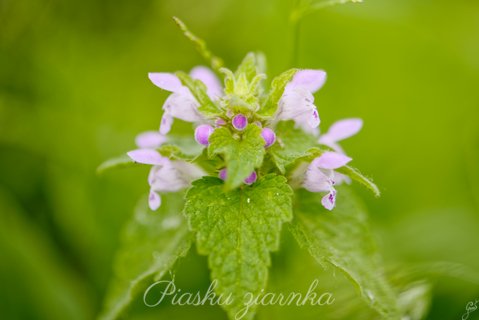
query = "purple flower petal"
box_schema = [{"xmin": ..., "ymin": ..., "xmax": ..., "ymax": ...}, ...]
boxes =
[
  {"xmin": 232, "ymin": 114, "xmax": 248, "ymax": 131},
  {"xmin": 190, "ymin": 66, "xmax": 223, "ymax": 99},
  {"xmin": 314, "ymin": 152, "xmax": 352, "ymax": 170},
  {"xmin": 288, "ymin": 69, "xmax": 327, "ymax": 93},
  {"xmin": 127, "ymin": 149, "xmax": 166, "ymax": 165},
  {"xmin": 308, "ymin": 108, "xmax": 320, "ymax": 128},
  {"xmin": 303, "ymin": 165, "xmax": 333, "ymax": 192},
  {"xmin": 244, "ymin": 171, "xmax": 257, "ymax": 185},
  {"xmin": 135, "ymin": 131, "xmax": 166, "ymax": 149},
  {"xmin": 148, "ymin": 73, "xmax": 183, "ymax": 92},
  {"xmin": 261, "ymin": 127, "xmax": 276, "ymax": 148},
  {"xmin": 320, "ymin": 118, "xmax": 363, "ymax": 143},
  {"xmin": 219, "ymin": 168, "xmax": 227, "ymax": 181},
  {"xmin": 159, "ymin": 113, "xmax": 174, "ymax": 135},
  {"xmin": 321, "ymin": 190, "xmax": 336, "ymax": 211},
  {"xmin": 149, "ymin": 191, "xmax": 162, "ymax": 211},
  {"xmin": 194, "ymin": 124, "xmax": 214, "ymax": 146}
]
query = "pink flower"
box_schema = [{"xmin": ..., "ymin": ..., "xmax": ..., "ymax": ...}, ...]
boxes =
[
  {"xmin": 147, "ymin": 159, "xmax": 204, "ymax": 210},
  {"xmin": 127, "ymin": 148, "xmax": 204, "ymax": 211},
  {"xmin": 261, "ymin": 127, "xmax": 276, "ymax": 148},
  {"xmin": 276, "ymin": 69, "xmax": 326, "ymax": 134},
  {"xmin": 302, "ymin": 151, "xmax": 352, "ymax": 210},
  {"xmin": 232, "ymin": 114, "xmax": 248, "ymax": 131},
  {"xmin": 318, "ymin": 118, "xmax": 363, "ymax": 154},
  {"xmin": 194, "ymin": 124, "xmax": 215, "ymax": 146},
  {"xmin": 148, "ymin": 66, "xmax": 222, "ymax": 135}
]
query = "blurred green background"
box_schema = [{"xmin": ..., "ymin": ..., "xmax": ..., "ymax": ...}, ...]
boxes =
[{"xmin": 1, "ymin": 0, "xmax": 479, "ymax": 319}]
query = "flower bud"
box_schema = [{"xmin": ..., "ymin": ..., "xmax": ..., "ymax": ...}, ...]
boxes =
[
  {"xmin": 194, "ymin": 124, "xmax": 214, "ymax": 146},
  {"xmin": 232, "ymin": 114, "xmax": 248, "ymax": 131},
  {"xmin": 215, "ymin": 118, "xmax": 226, "ymax": 126},
  {"xmin": 261, "ymin": 127, "xmax": 276, "ymax": 148},
  {"xmin": 219, "ymin": 168, "xmax": 227, "ymax": 180},
  {"xmin": 244, "ymin": 171, "xmax": 257, "ymax": 185}
]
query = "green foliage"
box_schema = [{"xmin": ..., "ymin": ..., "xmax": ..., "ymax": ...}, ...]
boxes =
[
  {"xmin": 268, "ymin": 121, "xmax": 317, "ymax": 173},
  {"xmin": 235, "ymin": 52, "xmax": 258, "ymax": 82},
  {"xmin": 336, "ymin": 165, "xmax": 380, "ymax": 197},
  {"xmin": 258, "ymin": 68, "xmax": 297, "ymax": 117},
  {"xmin": 157, "ymin": 144, "xmax": 197, "ymax": 161},
  {"xmin": 99, "ymin": 194, "xmax": 192, "ymax": 320},
  {"xmin": 208, "ymin": 124, "xmax": 265, "ymax": 190},
  {"xmin": 176, "ymin": 71, "xmax": 222, "ymax": 117},
  {"xmin": 221, "ymin": 52, "xmax": 266, "ymax": 106},
  {"xmin": 184, "ymin": 174, "xmax": 293, "ymax": 320},
  {"xmin": 289, "ymin": 187, "xmax": 400, "ymax": 319}
]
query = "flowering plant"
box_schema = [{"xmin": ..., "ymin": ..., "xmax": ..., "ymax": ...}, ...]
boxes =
[{"xmin": 98, "ymin": 17, "xmax": 403, "ymax": 320}]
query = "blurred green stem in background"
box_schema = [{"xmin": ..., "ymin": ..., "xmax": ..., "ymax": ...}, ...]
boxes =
[
  {"xmin": 173, "ymin": 17, "xmax": 224, "ymax": 72},
  {"xmin": 290, "ymin": 0, "xmax": 363, "ymax": 66}
]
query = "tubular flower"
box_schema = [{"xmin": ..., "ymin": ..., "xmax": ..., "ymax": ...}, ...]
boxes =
[
  {"xmin": 148, "ymin": 66, "xmax": 222, "ymax": 135},
  {"xmin": 127, "ymin": 131, "xmax": 204, "ymax": 210},
  {"xmin": 302, "ymin": 151, "xmax": 352, "ymax": 210},
  {"xmin": 276, "ymin": 69, "xmax": 326, "ymax": 134}
]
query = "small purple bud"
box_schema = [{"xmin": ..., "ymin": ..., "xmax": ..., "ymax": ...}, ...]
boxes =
[
  {"xmin": 219, "ymin": 168, "xmax": 227, "ymax": 181},
  {"xmin": 244, "ymin": 171, "xmax": 257, "ymax": 185},
  {"xmin": 215, "ymin": 118, "xmax": 227, "ymax": 126},
  {"xmin": 232, "ymin": 114, "xmax": 248, "ymax": 131},
  {"xmin": 194, "ymin": 124, "xmax": 214, "ymax": 146},
  {"xmin": 261, "ymin": 127, "xmax": 276, "ymax": 148}
]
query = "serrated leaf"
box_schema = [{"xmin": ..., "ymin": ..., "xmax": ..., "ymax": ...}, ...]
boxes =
[
  {"xmin": 184, "ymin": 174, "xmax": 293, "ymax": 320},
  {"xmin": 208, "ymin": 124, "xmax": 265, "ymax": 190},
  {"xmin": 289, "ymin": 187, "xmax": 400, "ymax": 319},
  {"xmin": 336, "ymin": 165, "xmax": 380, "ymax": 197},
  {"xmin": 258, "ymin": 68, "xmax": 297, "ymax": 117},
  {"xmin": 99, "ymin": 194, "xmax": 192, "ymax": 320},
  {"xmin": 268, "ymin": 121, "xmax": 317, "ymax": 173},
  {"xmin": 97, "ymin": 154, "xmax": 137, "ymax": 174},
  {"xmin": 176, "ymin": 71, "xmax": 222, "ymax": 117}
]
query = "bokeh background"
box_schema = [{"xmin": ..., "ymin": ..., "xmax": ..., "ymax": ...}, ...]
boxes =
[{"xmin": 1, "ymin": 0, "xmax": 479, "ymax": 319}]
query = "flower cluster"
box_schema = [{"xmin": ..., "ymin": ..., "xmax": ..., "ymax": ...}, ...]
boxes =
[{"xmin": 127, "ymin": 57, "xmax": 363, "ymax": 211}]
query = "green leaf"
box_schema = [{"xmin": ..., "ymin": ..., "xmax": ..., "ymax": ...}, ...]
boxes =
[
  {"xmin": 289, "ymin": 187, "xmax": 400, "ymax": 319},
  {"xmin": 208, "ymin": 124, "xmax": 265, "ymax": 190},
  {"xmin": 258, "ymin": 68, "xmax": 297, "ymax": 117},
  {"xmin": 268, "ymin": 121, "xmax": 317, "ymax": 173},
  {"xmin": 172, "ymin": 17, "xmax": 223, "ymax": 71},
  {"xmin": 99, "ymin": 194, "xmax": 192, "ymax": 320},
  {"xmin": 235, "ymin": 52, "xmax": 258, "ymax": 82},
  {"xmin": 336, "ymin": 165, "xmax": 381, "ymax": 197},
  {"xmin": 184, "ymin": 174, "xmax": 293, "ymax": 320},
  {"xmin": 176, "ymin": 71, "xmax": 222, "ymax": 117},
  {"xmin": 158, "ymin": 144, "xmax": 196, "ymax": 161},
  {"xmin": 97, "ymin": 154, "xmax": 137, "ymax": 174}
]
